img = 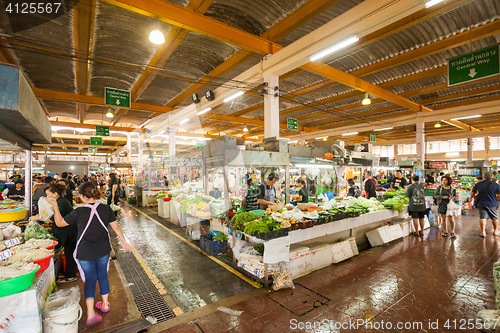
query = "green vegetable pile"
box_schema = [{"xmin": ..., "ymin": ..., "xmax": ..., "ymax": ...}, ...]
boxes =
[
  {"xmin": 179, "ymin": 195, "xmax": 212, "ymax": 214},
  {"xmin": 254, "ymin": 243, "xmax": 264, "ymax": 255},
  {"xmin": 228, "ymin": 212, "xmax": 257, "ymax": 230},
  {"xmin": 353, "ymin": 197, "xmax": 386, "ymax": 212},
  {"xmin": 25, "ymin": 223, "xmax": 56, "ymax": 241},
  {"xmin": 382, "ymin": 195, "xmax": 409, "ymax": 212},
  {"xmin": 213, "ymin": 233, "xmax": 228, "ymax": 242},
  {"xmin": 243, "ymin": 216, "xmax": 283, "ymax": 236},
  {"xmin": 384, "ymin": 188, "xmax": 406, "ymax": 197}
]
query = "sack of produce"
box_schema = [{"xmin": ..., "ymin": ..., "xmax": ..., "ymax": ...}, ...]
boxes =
[
  {"xmin": 24, "ymin": 221, "xmax": 56, "ymax": 241},
  {"xmin": 38, "ymin": 197, "xmax": 54, "ymax": 221},
  {"xmin": 271, "ymin": 262, "xmax": 295, "ymax": 291}
]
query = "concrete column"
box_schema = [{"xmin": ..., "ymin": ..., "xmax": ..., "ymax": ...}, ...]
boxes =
[
  {"xmin": 264, "ymin": 74, "xmax": 280, "ymax": 139},
  {"xmin": 126, "ymin": 133, "xmax": 132, "ymax": 164},
  {"xmin": 416, "ymin": 122, "xmax": 425, "ymax": 170},
  {"xmin": 25, "ymin": 149, "xmax": 32, "ymax": 215},
  {"xmin": 485, "ymin": 137, "xmax": 490, "ymax": 159},
  {"xmin": 467, "ymin": 138, "xmax": 473, "ymax": 161},
  {"xmin": 285, "ymin": 166, "xmax": 290, "ymax": 204},
  {"xmin": 168, "ymin": 127, "xmax": 176, "ymax": 181},
  {"xmin": 394, "ymin": 145, "xmax": 399, "ymax": 161},
  {"xmin": 138, "ymin": 134, "xmax": 144, "ymax": 169}
]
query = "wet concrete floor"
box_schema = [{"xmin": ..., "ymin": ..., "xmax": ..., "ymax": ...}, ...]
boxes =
[
  {"xmin": 117, "ymin": 202, "xmax": 255, "ymax": 313},
  {"xmin": 158, "ymin": 210, "xmax": 499, "ymax": 332}
]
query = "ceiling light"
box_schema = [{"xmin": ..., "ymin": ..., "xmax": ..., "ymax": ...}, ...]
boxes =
[
  {"xmin": 224, "ymin": 91, "xmax": 244, "ymax": 103},
  {"xmin": 196, "ymin": 107, "xmax": 211, "ymax": 116},
  {"xmin": 106, "ymin": 112, "xmax": 114, "ymax": 118},
  {"xmin": 323, "ymin": 137, "xmax": 327, "ymax": 141},
  {"xmin": 362, "ymin": 93, "xmax": 371, "ymax": 105},
  {"xmin": 149, "ymin": 29, "xmax": 165, "ymax": 45},
  {"xmin": 446, "ymin": 152, "xmax": 460, "ymax": 157},
  {"xmin": 374, "ymin": 127, "xmax": 393, "ymax": 131},
  {"xmin": 309, "ymin": 36, "xmax": 359, "ymax": 61},
  {"xmin": 425, "ymin": 0, "xmax": 444, "ymax": 8},
  {"xmin": 451, "ymin": 115, "xmax": 481, "ymax": 121},
  {"xmin": 434, "ymin": 122, "xmax": 442, "ymax": 128},
  {"xmin": 243, "ymin": 127, "xmax": 249, "ymax": 132},
  {"xmin": 179, "ymin": 118, "xmax": 189, "ymax": 125},
  {"xmin": 342, "ymin": 132, "xmax": 358, "ymax": 136}
]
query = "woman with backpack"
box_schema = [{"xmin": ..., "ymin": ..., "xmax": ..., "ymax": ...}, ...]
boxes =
[
  {"xmin": 347, "ymin": 179, "xmax": 361, "ymax": 198},
  {"xmin": 433, "ymin": 175, "xmax": 457, "ymax": 238}
]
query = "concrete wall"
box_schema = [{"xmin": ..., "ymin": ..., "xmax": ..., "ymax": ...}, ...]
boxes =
[{"xmin": 46, "ymin": 161, "xmax": 89, "ymax": 177}]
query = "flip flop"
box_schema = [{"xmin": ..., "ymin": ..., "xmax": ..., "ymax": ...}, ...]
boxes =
[
  {"xmin": 56, "ymin": 277, "xmax": 77, "ymax": 284},
  {"xmin": 442, "ymin": 232, "xmax": 448, "ymax": 237},
  {"xmin": 480, "ymin": 233, "xmax": 486, "ymax": 238},
  {"xmin": 451, "ymin": 233, "xmax": 457, "ymax": 239},
  {"xmin": 96, "ymin": 301, "xmax": 110, "ymax": 313},
  {"xmin": 86, "ymin": 313, "xmax": 102, "ymax": 326}
]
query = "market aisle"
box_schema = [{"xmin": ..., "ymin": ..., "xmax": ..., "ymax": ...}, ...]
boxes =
[
  {"xmin": 157, "ymin": 211, "xmax": 498, "ymax": 333},
  {"xmin": 116, "ymin": 202, "xmax": 255, "ymax": 313}
]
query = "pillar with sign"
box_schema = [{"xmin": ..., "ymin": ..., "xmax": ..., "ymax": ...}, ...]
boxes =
[
  {"xmin": 168, "ymin": 126, "xmax": 176, "ymax": 182},
  {"xmin": 264, "ymin": 74, "xmax": 279, "ymax": 139},
  {"xmin": 416, "ymin": 123, "xmax": 425, "ymax": 170},
  {"xmin": 467, "ymin": 138, "xmax": 473, "ymax": 162}
]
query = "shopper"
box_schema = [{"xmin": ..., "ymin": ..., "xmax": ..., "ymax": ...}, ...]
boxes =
[
  {"xmin": 364, "ymin": 171, "xmax": 377, "ymax": 199},
  {"xmin": 471, "ymin": 172, "xmax": 500, "ymax": 237},
  {"xmin": 257, "ymin": 173, "xmax": 280, "ymax": 210},
  {"xmin": 390, "ymin": 170, "xmax": 408, "ymax": 190},
  {"xmin": 347, "ymin": 179, "xmax": 361, "ymax": 198},
  {"xmin": 107, "ymin": 173, "xmax": 120, "ymax": 206},
  {"xmin": 434, "ymin": 175, "xmax": 457, "ymax": 238},
  {"xmin": 295, "ymin": 179, "xmax": 309, "ymax": 203},
  {"xmin": 57, "ymin": 179, "xmax": 73, "ymax": 205},
  {"xmin": 9, "ymin": 171, "xmax": 21, "ymax": 180},
  {"xmin": 377, "ymin": 169, "xmax": 385, "ymax": 180},
  {"xmin": 493, "ymin": 171, "xmax": 498, "ymax": 184},
  {"xmin": 406, "ymin": 175, "xmax": 427, "ymax": 236},
  {"xmin": 7, "ymin": 180, "xmax": 25, "ymax": 201},
  {"xmin": 46, "ymin": 182, "xmax": 132, "ymax": 326},
  {"xmin": 437, "ymin": 172, "xmax": 445, "ymax": 183},
  {"xmin": 62, "ymin": 172, "xmax": 76, "ymax": 190},
  {"xmin": 241, "ymin": 179, "xmax": 259, "ymax": 211},
  {"xmin": 426, "ymin": 172, "xmax": 436, "ymax": 185},
  {"xmin": 29, "ymin": 183, "xmax": 78, "ymax": 283}
]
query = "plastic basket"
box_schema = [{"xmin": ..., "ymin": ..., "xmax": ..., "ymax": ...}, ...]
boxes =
[
  {"xmin": 46, "ymin": 240, "xmax": 58, "ymax": 250},
  {"xmin": 0, "ymin": 264, "xmax": 39, "ymax": 297},
  {"xmin": 32, "ymin": 254, "xmax": 54, "ymax": 275},
  {"xmin": 127, "ymin": 197, "xmax": 137, "ymax": 204},
  {"xmin": 249, "ymin": 209, "xmax": 266, "ymax": 216},
  {"xmin": 200, "ymin": 234, "xmax": 228, "ymax": 256}
]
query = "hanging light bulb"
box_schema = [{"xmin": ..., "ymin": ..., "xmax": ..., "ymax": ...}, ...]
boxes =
[
  {"xmin": 434, "ymin": 121, "xmax": 442, "ymax": 128},
  {"xmin": 362, "ymin": 93, "xmax": 371, "ymax": 105},
  {"xmin": 149, "ymin": 21, "xmax": 164, "ymax": 45},
  {"xmin": 243, "ymin": 127, "xmax": 249, "ymax": 132},
  {"xmin": 106, "ymin": 111, "xmax": 114, "ymax": 118}
]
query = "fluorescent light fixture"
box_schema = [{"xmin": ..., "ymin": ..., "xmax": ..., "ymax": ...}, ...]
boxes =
[
  {"xmin": 434, "ymin": 122, "xmax": 442, "ymax": 128},
  {"xmin": 106, "ymin": 112, "xmax": 114, "ymax": 118},
  {"xmin": 243, "ymin": 127, "xmax": 249, "ymax": 132},
  {"xmin": 310, "ymin": 36, "xmax": 359, "ymax": 61},
  {"xmin": 196, "ymin": 107, "xmax": 211, "ymax": 116},
  {"xmin": 315, "ymin": 137, "xmax": 328, "ymax": 140},
  {"xmin": 179, "ymin": 118, "xmax": 189, "ymax": 125},
  {"xmin": 149, "ymin": 29, "xmax": 165, "ymax": 44},
  {"xmin": 295, "ymin": 164, "xmax": 333, "ymax": 169},
  {"xmin": 425, "ymin": 0, "xmax": 444, "ymax": 8},
  {"xmin": 446, "ymin": 152, "xmax": 460, "ymax": 157},
  {"xmin": 342, "ymin": 132, "xmax": 358, "ymax": 136},
  {"xmin": 224, "ymin": 91, "xmax": 244, "ymax": 103},
  {"xmin": 451, "ymin": 115, "xmax": 481, "ymax": 121},
  {"xmin": 158, "ymin": 130, "xmax": 165, "ymax": 135},
  {"xmin": 362, "ymin": 93, "xmax": 371, "ymax": 105},
  {"xmin": 374, "ymin": 127, "xmax": 393, "ymax": 131}
]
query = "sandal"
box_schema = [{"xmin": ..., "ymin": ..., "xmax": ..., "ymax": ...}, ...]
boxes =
[
  {"xmin": 86, "ymin": 313, "xmax": 102, "ymax": 326},
  {"xmin": 480, "ymin": 233, "xmax": 486, "ymax": 238},
  {"xmin": 451, "ymin": 233, "xmax": 457, "ymax": 238},
  {"xmin": 419, "ymin": 230, "xmax": 424, "ymax": 236},
  {"xmin": 442, "ymin": 232, "xmax": 448, "ymax": 237},
  {"xmin": 56, "ymin": 277, "xmax": 77, "ymax": 284},
  {"xmin": 96, "ymin": 301, "xmax": 110, "ymax": 313}
]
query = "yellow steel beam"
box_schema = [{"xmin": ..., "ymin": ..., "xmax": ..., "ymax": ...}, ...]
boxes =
[
  {"xmin": 50, "ymin": 121, "xmax": 137, "ymax": 132},
  {"xmin": 0, "ymin": 41, "xmax": 16, "ymax": 64},
  {"xmin": 34, "ymin": 88, "xmax": 174, "ymax": 114}
]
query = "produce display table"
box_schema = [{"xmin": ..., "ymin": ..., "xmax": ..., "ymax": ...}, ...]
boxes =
[{"xmin": 0, "ymin": 259, "xmax": 55, "ymax": 332}]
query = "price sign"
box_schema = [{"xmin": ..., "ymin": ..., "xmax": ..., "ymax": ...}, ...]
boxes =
[
  {"xmin": 0, "ymin": 249, "xmax": 12, "ymax": 261},
  {"xmin": 5, "ymin": 237, "xmax": 20, "ymax": 248}
]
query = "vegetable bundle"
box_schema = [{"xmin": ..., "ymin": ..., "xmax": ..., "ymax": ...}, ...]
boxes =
[{"xmin": 382, "ymin": 196, "xmax": 409, "ymax": 212}]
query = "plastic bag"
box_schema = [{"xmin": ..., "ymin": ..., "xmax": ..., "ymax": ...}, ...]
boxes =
[
  {"xmin": 271, "ymin": 262, "xmax": 295, "ymax": 291},
  {"xmin": 45, "ymin": 286, "xmax": 80, "ymax": 312},
  {"xmin": 2, "ymin": 188, "xmax": 8, "ymax": 198},
  {"xmin": 210, "ymin": 200, "xmax": 227, "ymax": 219},
  {"xmin": 24, "ymin": 221, "xmax": 55, "ymax": 240},
  {"xmin": 2, "ymin": 224, "xmax": 21, "ymax": 239},
  {"xmin": 231, "ymin": 238, "xmax": 247, "ymax": 261},
  {"xmin": 446, "ymin": 200, "xmax": 460, "ymax": 216},
  {"xmin": 110, "ymin": 203, "xmax": 120, "ymax": 212},
  {"xmin": 38, "ymin": 197, "xmax": 54, "ymax": 221}
]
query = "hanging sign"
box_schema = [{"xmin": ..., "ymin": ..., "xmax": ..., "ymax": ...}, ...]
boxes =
[
  {"xmin": 369, "ymin": 134, "xmax": 376, "ymax": 142},
  {"xmin": 163, "ymin": 150, "xmax": 169, "ymax": 156},
  {"xmin": 287, "ymin": 118, "xmax": 298, "ymax": 130},
  {"xmin": 105, "ymin": 87, "xmax": 131, "ymax": 108},
  {"xmin": 196, "ymin": 143, "xmax": 203, "ymax": 150},
  {"xmin": 429, "ymin": 162, "xmax": 446, "ymax": 169},
  {"xmin": 88, "ymin": 147, "xmax": 97, "ymax": 153},
  {"xmin": 90, "ymin": 137, "xmax": 102, "ymax": 145},
  {"xmin": 95, "ymin": 126, "xmax": 110, "ymax": 136},
  {"xmin": 448, "ymin": 45, "xmax": 499, "ymax": 86}
]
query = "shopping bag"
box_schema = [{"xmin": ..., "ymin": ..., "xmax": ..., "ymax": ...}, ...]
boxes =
[{"xmin": 446, "ymin": 200, "xmax": 460, "ymax": 216}]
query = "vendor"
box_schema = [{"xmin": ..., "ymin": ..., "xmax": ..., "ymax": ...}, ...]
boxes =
[
  {"xmin": 7, "ymin": 180, "xmax": 25, "ymax": 200},
  {"xmin": 257, "ymin": 173, "xmax": 280, "ymax": 210},
  {"xmin": 390, "ymin": 170, "xmax": 408, "ymax": 190},
  {"xmin": 241, "ymin": 179, "xmax": 259, "ymax": 211},
  {"xmin": 294, "ymin": 179, "xmax": 309, "ymax": 203},
  {"xmin": 426, "ymin": 172, "xmax": 436, "ymax": 185}
]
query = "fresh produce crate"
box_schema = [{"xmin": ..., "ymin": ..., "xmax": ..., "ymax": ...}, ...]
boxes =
[{"xmin": 200, "ymin": 234, "xmax": 228, "ymax": 256}]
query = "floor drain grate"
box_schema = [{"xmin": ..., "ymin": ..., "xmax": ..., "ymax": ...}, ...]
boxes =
[{"xmin": 117, "ymin": 252, "xmax": 175, "ymax": 323}]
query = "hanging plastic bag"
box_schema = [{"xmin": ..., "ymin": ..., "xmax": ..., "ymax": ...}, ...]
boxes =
[
  {"xmin": 271, "ymin": 262, "xmax": 295, "ymax": 291},
  {"xmin": 38, "ymin": 197, "xmax": 54, "ymax": 221}
]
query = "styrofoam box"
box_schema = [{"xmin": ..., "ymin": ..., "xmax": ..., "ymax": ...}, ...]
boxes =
[
  {"xmin": 289, "ymin": 245, "xmax": 310, "ymax": 261},
  {"xmin": 366, "ymin": 224, "xmax": 404, "ymax": 247},
  {"xmin": 210, "ymin": 218, "xmax": 225, "ymax": 233},
  {"xmin": 170, "ymin": 201, "xmax": 181, "ymax": 225},
  {"xmin": 398, "ymin": 221, "xmax": 411, "ymax": 237},
  {"xmin": 344, "ymin": 237, "xmax": 359, "ymax": 256},
  {"xmin": 331, "ymin": 240, "xmax": 354, "ymax": 264},
  {"xmin": 307, "ymin": 242, "xmax": 334, "ymax": 269}
]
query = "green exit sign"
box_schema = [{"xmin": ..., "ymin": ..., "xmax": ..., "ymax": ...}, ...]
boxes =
[
  {"xmin": 448, "ymin": 45, "xmax": 499, "ymax": 86},
  {"xmin": 196, "ymin": 143, "xmax": 203, "ymax": 150},
  {"xmin": 95, "ymin": 126, "xmax": 109, "ymax": 136},
  {"xmin": 88, "ymin": 147, "xmax": 97, "ymax": 153},
  {"xmin": 90, "ymin": 137, "xmax": 102, "ymax": 145},
  {"xmin": 105, "ymin": 87, "xmax": 131, "ymax": 108},
  {"xmin": 370, "ymin": 134, "xmax": 376, "ymax": 142},
  {"xmin": 287, "ymin": 118, "xmax": 298, "ymax": 130}
]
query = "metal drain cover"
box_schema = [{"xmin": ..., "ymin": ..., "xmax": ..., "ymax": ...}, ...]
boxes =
[{"xmin": 117, "ymin": 252, "xmax": 175, "ymax": 323}]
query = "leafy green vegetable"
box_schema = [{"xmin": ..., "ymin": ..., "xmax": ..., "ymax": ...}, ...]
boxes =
[
  {"xmin": 25, "ymin": 223, "xmax": 56, "ymax": 240},
  {"xmin": 382, "ymin": 195, "xmax": 409, "ymax": 212},
  {"xmin": 244, "ymin": 220, "xmax": 269, "ymax": 235},
  {"xmin": 229, "ymin": 212, "xmax": 257, "ymax": 230},
  {"xmin": 213, "ymin": 233, "xmax": 228, "ymax": 242}
]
